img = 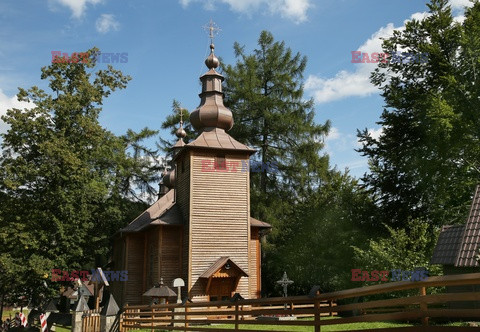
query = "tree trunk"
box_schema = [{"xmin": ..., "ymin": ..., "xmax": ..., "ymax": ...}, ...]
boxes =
[
  {"xmin": 0, "ymin": 292, "xmax": 5, "ymax": 321},
  {"xmin": 261, "ymin": 117, "xmax": 268, "ymax": 195}
]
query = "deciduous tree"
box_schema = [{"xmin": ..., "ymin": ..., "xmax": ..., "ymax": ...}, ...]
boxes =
[{"xmin": 0, "ymin": 48, "xmax": 157, "ymax": 304}]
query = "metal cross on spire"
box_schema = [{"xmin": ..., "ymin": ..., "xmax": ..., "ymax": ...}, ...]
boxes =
[
  {"xmin": 203, "ymin": 19, "xmax": 221, "ymax": 44},
  {"xmin": 178, "ymin": 104, "xmax": 183, "ymax": 125}
]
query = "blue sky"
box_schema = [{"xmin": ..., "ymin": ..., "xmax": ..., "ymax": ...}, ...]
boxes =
[{"xmin": 0, "ymin": 0, "xmax": 472, "ymax": 178}]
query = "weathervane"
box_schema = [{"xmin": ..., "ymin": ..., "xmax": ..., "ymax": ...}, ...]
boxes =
[{"xmin": 203, "ymin": 19, "xmax": 221, "ymax": 44}]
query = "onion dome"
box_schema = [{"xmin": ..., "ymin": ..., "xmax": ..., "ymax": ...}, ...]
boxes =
[
  {"xmin": 205, "ymin": 44, "xmax": 220, "ymax": 69},
  {"xmin": 189, "ymin": 43, "xmax": 234, "ymax": 132},
  {"xmin": 158, "ymin": 168, "xmax": 170, "ymax": 198},
  {"xmin": 176, "ymin": 126, "xmax": 187, "ymax": 139},
  {"xmin": 162, "ymin": 169, "xmax": 175, "ymax": 189}
]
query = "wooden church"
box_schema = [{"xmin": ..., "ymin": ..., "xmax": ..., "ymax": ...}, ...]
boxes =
[{"xmin": 111, "ymin": 41, "xmax": 271, "ymax": 306}]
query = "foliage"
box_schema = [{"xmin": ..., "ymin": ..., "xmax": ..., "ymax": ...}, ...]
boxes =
[
  {"xmin": 223, "ymin": 31, "xmax": 331, "ymax": 226},
  {"xmin": 0, "ymin": 47, "xmax": 156, "ymax": 306},
  {"xmin": 352, "ymin": 218, "xmax": 442, "ymax": 300},
  {"xmin": 353, "ymin": 218, "xmax": 442, "ymax": 280},
  {"xmin": 158, "ymin": 99, "xmax": 196, "ymax": 155},
  {"xmin": 264, "ymin": 171, "xmax": 375, "ymax": 295},
  {"xmin": 220, "ymin": 31, "xmax": 368, "ymax": 295},
  {"xmin": 357, "ymin": 0, "xmax": 480, "ymax": 228}
]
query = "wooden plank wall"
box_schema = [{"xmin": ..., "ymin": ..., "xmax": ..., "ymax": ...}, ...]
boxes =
[
  {"xmin": 160, "ymin": 225, "xmax": 183, "ymax": 289},
  {"xmin": 146, "ymin": 227, "xmax": 159, "ymax": 292},
  {"xmin": 111, "ymin": 236, "xmax": 126, "ymax": 306},
  {"xmin": 175, "ymin": 152, "xmax": 191, "ymax": 300},
  {"xmin": 124, "ymin": 233, "xmax": 145, "ymax": 305},
  {"xmin": 249, "ymin": 228, "xmax": 260, "ymax": 298},
  {"xmin": 190, "ymin": 152, "xmax": 250, "ymax": 300}
]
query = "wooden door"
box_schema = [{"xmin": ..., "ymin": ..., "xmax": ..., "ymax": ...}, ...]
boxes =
[{"xmin": 209, "ymin": 277, "xmax": 235, "ymax": 301}]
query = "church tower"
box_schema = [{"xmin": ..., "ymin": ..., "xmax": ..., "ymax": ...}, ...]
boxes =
[
  {"xmin": 112, "ymin": 33, "xmax": 270, "ymax": 306},
  {"xmin": 174, "ymin": 41, "xmax": 259, "ymax": 301}
]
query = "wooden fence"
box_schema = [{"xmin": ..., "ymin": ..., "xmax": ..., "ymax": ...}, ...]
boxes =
[
  {"xmin": 82, "ymin": 308, "xmax": 101, "ymax": 332},
  {"xmin": 119, "ymin": 273, "xmax": 480, "ymax": 331}
]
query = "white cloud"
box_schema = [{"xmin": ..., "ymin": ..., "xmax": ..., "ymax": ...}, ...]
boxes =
[
  {"xmin": 358, "ymin": 23, "xmax": 396, "ymax": 54},
  {"xmin": 305, "ymin": 68, "xmax": 378, "ymax": 104},
  {"xmin": 49, "ymin": 0, "xmax": 103, "ymax": 18},
  {"xmin": 449, "ymin": 0, "xmax": 474, "ymax": 11},
  {"xmin": 355, "ymin": 127, "xmax": 383, "ymax": 148},
  {"xmin": 268, "ymin": 0, "xmax": 311, "ymax": 23},
  {"xmin": 367, "ymin": 127, "xmax": 383, "ymax": 141},
  {"xmin": 305, "ymin": 6, "xmax": 468, "ymax": 105},
  {"xmin": 323, "ymin": 127, "xmax": 360, "ymax": 157},
  {"xmin": 453, "ymin": 15, "xmax": 467, "ymax": 23},
  {"xmin": 179, "ymin": 0, "xmax": 191, "ymax": 8},
  {"xmin": 305, "ymin": 23, "xmax": 397, "ymax": 104},
  {"xmin": 0, "ymin": 89, "xmax": 34, "ymax": 135},
  {"xmin": 178, "ymin": 0, "xmax": 312, "ymax": 23},
  {"xmin": 95, "ymin": 14, "xmax": 120, "ymax": 34},
  {"xmin": 325, "ymin": 126, "xmax": 340, "ymax": 142},
  {"xmin": 406, "ymin": 11, "xmax": 431, "ymax": 24}
]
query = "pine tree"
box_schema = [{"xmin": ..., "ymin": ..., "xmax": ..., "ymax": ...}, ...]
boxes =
[
  {"xmin": 358, "ymin": 0, "xmax": 480, "ymax": 228},
  {"xmin": 223, "ymin": 30, "xmax": 330, "ymax": 225}
]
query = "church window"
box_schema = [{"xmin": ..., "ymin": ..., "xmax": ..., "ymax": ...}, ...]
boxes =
[{"xmin": 214, "ymin": 155, "xmax": 226, "ymax": 170}]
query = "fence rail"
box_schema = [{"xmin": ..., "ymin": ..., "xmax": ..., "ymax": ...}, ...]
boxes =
[{"xmin": 119, "ymin": 273, "xmax": 480, "ymax": 331}]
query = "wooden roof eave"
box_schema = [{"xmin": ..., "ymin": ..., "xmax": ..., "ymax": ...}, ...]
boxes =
[{"xmin": 199, "ymin": 257, "xmax": 249, "ymax": 279}]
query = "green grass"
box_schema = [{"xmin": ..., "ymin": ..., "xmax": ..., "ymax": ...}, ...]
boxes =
[
  {"xmin": 1, "ymin": 308, "xmax": 29, "ymax": 320},
  {"xmin": 2, "ymin": 309, "xmax": 71, "ymax": 331},
  {"xmin": 136, "ymin": 317, "xmax": 414, "ymax": 331},
  {"xmin": 135, "ymin": 317, "xmax": 476, "ymax": 331}
]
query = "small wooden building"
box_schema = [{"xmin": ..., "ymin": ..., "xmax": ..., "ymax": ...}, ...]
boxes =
[
  {"xmin": 110, "ymin": 44, "xmax": 271, "ymax": 306},
  {"xmin": 431, "ymin": 185, "xmax": 480, "ymax": 309}
]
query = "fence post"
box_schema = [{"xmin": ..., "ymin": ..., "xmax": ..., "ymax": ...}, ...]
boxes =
[
  {"xmin": 419, "ymin": 287, "xmax": 429, "ymax": 326},
  {"xmin": 121, "ymin": 304, "xmax": 128, "ymax": 332},
  {"xmin": 234, "ymin": 302, "xmax": 239, "ymax": 331},
  {"xmin": 151, "ymin": 304, "xmax": 154, "ymax": 332},
  {"xmin": 119, "ymin": 311, "xmax": 123, "ymax": 332},
  {"xmin": 314, "ymin": 298, "xmax": 321, "ymax": 332},
  {"xmin": 184, "ymin": 305, "xmax": 188, "ymax": 332}
]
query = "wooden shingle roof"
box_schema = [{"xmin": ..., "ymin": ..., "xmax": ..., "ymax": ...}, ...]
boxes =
[
  {"xmin": 120, "ymin": 189, "xmax": 181, "ymax": 233},
  {"xmin": 199, "ymin": 257, "xmax": 248, "ymax": 278},
  {"xmin": 455, "ymin": 185, "xmax": 480, "ymax": 267},
  {"xmin": 431, "ymin": 185, "xmax": 480, "ymax": 267},
  {"xmin": 250, "ymin": 217, "xmax": 272, "ymax": 228},
  {"xmin": 430, "ymin": 225, "xmax": 465, "ymax": 265},
  {"xmin": 172, "ymin": 128, "xmax": 256, "ymax": 163}
]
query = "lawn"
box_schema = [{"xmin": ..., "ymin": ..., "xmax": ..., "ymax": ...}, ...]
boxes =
[
  {"xmin": 135, "ymin": 317, "xmax": 473, "ymax": 331},
  {"xmin": 2, "ymin": 309, "xmax": 71, "ymax": 332},
  {"xmin": 136, "ymin": 317, "xmax": 414, "ymax": 331},
  {"xmin": 1, "ymin": 308, "xmax": 29, "ymax": 321}
]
